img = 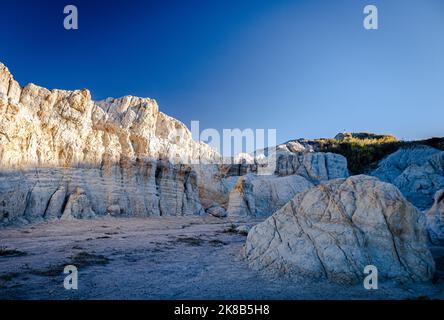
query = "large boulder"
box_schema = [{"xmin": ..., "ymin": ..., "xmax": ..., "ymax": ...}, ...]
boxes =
[
  {"xmin": 372, "ymin": 145, "xmax": 444, "ymax": 210},
  {"xmin": 426, "ymin": 189, "xmax": 444, "ymax": 245},
  {"xmin": 244, "ymin": 175, "xmax": 435, "ymax": 284}
]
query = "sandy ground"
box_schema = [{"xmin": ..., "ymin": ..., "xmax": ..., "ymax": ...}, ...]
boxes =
[{"xmin": 0, "ymin": 216, "xmax": 443, "ymax": 300}]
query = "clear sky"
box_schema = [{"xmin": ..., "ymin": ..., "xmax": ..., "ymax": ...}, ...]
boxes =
[{"xmin": 1, "ymin": 0, "xmax": 443, "ymax": 143}]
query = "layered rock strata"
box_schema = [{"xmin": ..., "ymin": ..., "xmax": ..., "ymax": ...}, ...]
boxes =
[{"xmin": 0, "ymin": 63, "xmax": 215, "ymax": 223}]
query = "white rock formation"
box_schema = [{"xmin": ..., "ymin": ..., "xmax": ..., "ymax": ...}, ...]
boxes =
[
  {"xmin": 226, "ymin": 152, "xmax": 349, "ymax": 217},
  {"xmin": 426, "ymin": 189, "xmax": 444, "ymax": 245},
  {"xmin": 261, "ymin": 138, "xmax": 316, "ymax": 154},
  {"xmin": 0, "ymin": 64, "xmax": 218, "ymax": 168},
  {"xmin": 244, "ymin": 175, "xmax": 435, "ymax": 284},
  {"xmin": 372, "ymin": 145, "xmax": 444, "ymax": 210},
  {"xmin": 0, "ymin": 63, "xmax": 216, "ymax": 224},
  {"xmin": 0, "ymin": 62, "xmax": 349, "ymax": 224},
  {"xmin": 274, "ymin": 151, "xmax": 349, "ymax": 180},
  {"xmin": 60, "ymin": 187, "xmax": 96, "ymax": 221},
  {"xmin": 226, "ymin": 174, "xmax": 314, "ymax": 217}
]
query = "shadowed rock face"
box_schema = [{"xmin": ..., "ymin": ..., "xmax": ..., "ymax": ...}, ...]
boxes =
[
  {"xmin": 427, "ymin": 189, "xmax": 444, "ymax": 245},
  {"xmin": 0, "ymin": 161, "xmax": 205, "ymax": 224},
  {"xmin": 244, "ymin": 175, "xmax": 435, "ymax": 284},
  {"xmin": 372, "ymin": 145, "xmax": 444, "ymax": 210}
]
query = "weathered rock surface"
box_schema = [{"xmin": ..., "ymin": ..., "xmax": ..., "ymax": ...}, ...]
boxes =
[
  {"xmin": 426, "ymin": 189, "xmax": 444, "ymax": 245},
  {"xmin": 60, "ymin": 187, "xmax": 96, "ymax": 220},
  {"xmin": 0, "ymin": 62, "xmax": 350, "ymax": 225},
  {"xmin": 261, "ymin": 138, "xmax": 316, "ymax": 154},
  {"xmin": 0, "ymin": 157, "xmax": 208, "ymax": 225},
  {"xmin": 226, "ymin": 174, "xmax": 314, "ymax": 217},
  {"xmin": 372, "ymin": 145, "xmax": 444, "ymax": 210},
  {"xmin": 224, "ymin": 150, "xmax": 349, "ymax": 181},
  {"xmin": 244, "ymin": 175, "xmax": 435, "ymax": 284},
  {"xmin": 274, "ymin": 151, "xmax": 349, "ymax": 180},
  {"xmin": 226, "ymin": 152, "xmax": 349, "ymax": 217},
  {"xmin": 235, "ymin": 225, "xmax": 251, "ymax": 235},
  {"xmin": 334, "ymin": 132, "xmax": 397, "ymax": 142},
  {"xmin": 206, "ymin": 203, "xmax": 227, "ymax": 218},
  {"xmin": 0, "ymin": 63, "xmax": 215, "ymax": 224}
]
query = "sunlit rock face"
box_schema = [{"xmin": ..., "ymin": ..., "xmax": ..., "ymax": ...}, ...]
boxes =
[
  {"xmin": 0, "ymin": 63, "xmax": 216, "ymax": 224},
  {"xmin": 0, "ymin": 64, "xmax": 218, "ymax": 168},
  {"xmin": 244, "ymin": 175, "xmax": 435, "ymax": 284},
  {"xmin": 372, "ymin": 145, "xmax": 444, "ymax": 210}
]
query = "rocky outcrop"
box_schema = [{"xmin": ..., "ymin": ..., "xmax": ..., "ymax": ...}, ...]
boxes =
[
  {"xmin": 426, "ymin": 189, "xmax": 444, "ymax": 245},
  {"xmin": 274, "ymin": 151, "xmax": 348, "ymax": 180},
  {"xmin": 0, "ymin": 62, "xmax": 352, "ymax": 225},
  {"xmin": 226, "ymin": 174, "xmax": 314, "ymax": 217},
  {"xmin": 0, "ymin": 157, "xmax": 208, "ymax": 225},
  {"xmin": 274, "ymin": 139, "xmax": 316, "ymax": 153},
  {"xmin": 226, "ymin": 152, "xmax": 349, "ymax": 217},
  {"xmin": 60, "ymin": 187, "xmax": 96, "ymax": 220},
  {"xmin": 244, "ymin": 175, "xmax": 435, "ymax": 284},
  {"xmin": 0, "ymin": 63, "xmax": 215, "ymax": 224},
  {"xmin": 223, "ymin": 150, "xmax": 348, "ymax": 180},
  {"xmin": 0, "ymin": 64, "xmax": 218, "ymax": 168},
  {"xmin": 206, "ymin": 203, "xmax": 227, "ymax": 218},
  {"xmin": 372, "ymin": 145, "xmax": 444, "ymax": 210}
]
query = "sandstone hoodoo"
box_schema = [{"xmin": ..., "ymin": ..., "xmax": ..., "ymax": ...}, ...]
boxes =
[{"xmin": 244, "ymin": 175, "xmax": 435, "ymax": 284}]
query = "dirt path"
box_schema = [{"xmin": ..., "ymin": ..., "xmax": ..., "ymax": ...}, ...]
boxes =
[{"xmin": 0, "ymin": 216, "xmax": 443, "ymax": 300}]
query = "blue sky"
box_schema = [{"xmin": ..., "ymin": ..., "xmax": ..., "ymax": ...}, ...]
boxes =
[{"xmin": 1, "ymin": 0, "xmax": 443, "ymax": 143}]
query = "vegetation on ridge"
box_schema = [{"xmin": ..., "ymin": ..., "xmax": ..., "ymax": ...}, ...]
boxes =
[{"xmin": 309, "ymin": 133, "xmax": 444, "ymax": 175}]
